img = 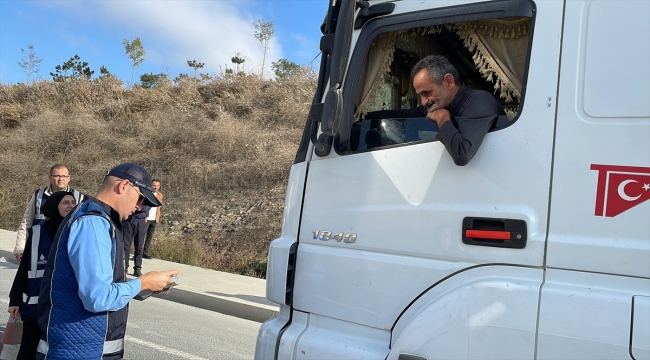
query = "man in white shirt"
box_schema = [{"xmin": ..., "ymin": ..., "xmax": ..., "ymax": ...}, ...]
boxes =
[{"xmin": 142, "ymin": 179, "xmax": 163, "ymax": 259}]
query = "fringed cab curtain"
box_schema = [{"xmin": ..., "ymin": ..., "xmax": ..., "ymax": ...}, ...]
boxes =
[{"xmin": 353, "ymin": 17, "xmax": 530, "ymax": 120}]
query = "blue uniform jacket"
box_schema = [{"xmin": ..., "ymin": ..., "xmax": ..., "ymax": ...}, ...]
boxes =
[{"xmin": 37, "ymin": 198, "xmax": 141, "ymax": 360}]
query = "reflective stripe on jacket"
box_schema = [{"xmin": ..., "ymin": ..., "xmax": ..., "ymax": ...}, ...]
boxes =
[{"xmin": 20, "ymin": 225, "xmax": 53, "ymax": 319}]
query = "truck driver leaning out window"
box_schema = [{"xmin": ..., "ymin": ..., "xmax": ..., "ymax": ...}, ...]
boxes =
[{"xmin": 364, "ymin": 55, "xmax": 506, "ymax": 166}]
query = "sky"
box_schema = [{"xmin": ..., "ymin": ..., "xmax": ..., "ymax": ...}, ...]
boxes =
[{"xmin": 0, "ymin": 0, "xmax": 327, "ymax": 84}]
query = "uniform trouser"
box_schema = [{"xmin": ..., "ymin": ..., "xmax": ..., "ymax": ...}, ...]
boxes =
[
  {"xmin": 123, "ymin": 218, "xmax": 146, "ymax": 269},
  {"xmin": 143, "ymin": 220, "xmax": 157, "ymax": 255},
  {"xmin": 17, "ymin": 317, "xmax": 42, "ymax": 360}
]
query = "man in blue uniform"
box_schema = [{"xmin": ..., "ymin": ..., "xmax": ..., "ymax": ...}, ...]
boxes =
[{"xmin": 37, "ymin": 163, "xmax": 179, "ymax": 360}]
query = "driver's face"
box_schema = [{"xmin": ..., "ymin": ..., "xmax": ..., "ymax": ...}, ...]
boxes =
[{"xmin": 413, "ymin": 69, "xmax": 452, "ymax": 112}]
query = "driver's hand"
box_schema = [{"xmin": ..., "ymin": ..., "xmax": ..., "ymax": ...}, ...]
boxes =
[{"xmin": 427, "ymin": 108, "xmax": 451, "ymax": 128}]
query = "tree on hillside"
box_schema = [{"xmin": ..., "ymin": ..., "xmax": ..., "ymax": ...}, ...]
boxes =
[
  {"xmin": 231, "ymin": 53, "xmax": 245, "ymax": 74},
  {"xmin": 174, "ymin": 73, "xmax": 190, "ymax": 84},
  {"xmin": 50, "ymin": 54, "xmax": 94, "ymax": 82},
  {"xmin": 99, "ymin": 66, "xmax": 113, "ymax": 79},
  {"xmin": 140, "ymin": 72, "xmax": 167, "ymax": 88},
  {"xmin": 17, "ymin": 45, "xmax": 43, "ymax": 83},
  {"xmin": 272, "ymin": 58, "xmax": 301, "ymax": 82},
  {"xmin": 253, "ymin": 19, "xmax": 274, "ymax": 78},
  {"xmin": 187, "ymin": 60, "xmax": 205, "ymax": 78},
  {"xmin": 123, "ymin": 37, "xmax": 145, "ymax": 88}
]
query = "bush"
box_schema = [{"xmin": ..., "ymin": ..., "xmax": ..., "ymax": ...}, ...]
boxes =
[{"xmin": 234, "ymin": 257, "xmax": 268, "ymax": 278}]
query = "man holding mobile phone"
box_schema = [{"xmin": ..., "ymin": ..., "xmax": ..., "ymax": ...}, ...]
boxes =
[{"xmin": 36, "ymin": 163, "xmax": 179, "ymax": 360}]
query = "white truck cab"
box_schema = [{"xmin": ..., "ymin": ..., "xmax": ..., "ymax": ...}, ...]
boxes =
[{"xmin": 256, "ymin": 0, "xmax": 650, "ymax": 359}]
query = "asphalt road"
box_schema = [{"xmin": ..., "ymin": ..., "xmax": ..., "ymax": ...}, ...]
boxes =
[{"xmin": 0, "ymin": 261, "xmax": 260, "ymax": 360}]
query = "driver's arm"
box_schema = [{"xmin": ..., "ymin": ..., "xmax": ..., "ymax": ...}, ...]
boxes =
[{"xmin": 363, "ymin": 105, "xmax": 427, "ymax": 120}]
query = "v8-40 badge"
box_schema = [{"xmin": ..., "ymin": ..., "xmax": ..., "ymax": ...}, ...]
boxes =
[{"xmin": 313, "ymin": 230, "xmax": 357, "ymax": 243}]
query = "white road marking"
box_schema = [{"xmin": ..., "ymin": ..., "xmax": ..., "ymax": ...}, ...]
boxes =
[{"xmin": 126, "ymin": 336, "xmax": 209, "ymax": 360}]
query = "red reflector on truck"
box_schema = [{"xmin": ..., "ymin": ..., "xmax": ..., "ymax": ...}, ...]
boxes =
[{"xmin": 465, "ymin": 230, "xmax": 511, "ymax": 240}]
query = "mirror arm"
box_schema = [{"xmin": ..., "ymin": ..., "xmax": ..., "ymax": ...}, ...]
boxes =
[
  {"xmin": 307, "ymin": 103, "xmax": 332, "ymax": 157},
  {"xmin": 312, "ymin": 129, "xmax": 333, "ymax": 157}
]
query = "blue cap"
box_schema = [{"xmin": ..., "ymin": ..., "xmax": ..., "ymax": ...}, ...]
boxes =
[{"xmin": 106, "ymin": 163, "xmax": 161, "ymax": 207}]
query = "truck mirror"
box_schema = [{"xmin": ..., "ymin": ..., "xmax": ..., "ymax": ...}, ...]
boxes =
[{"xmin": 321, "ymin": 87, "xmax": 342, "ymax": 136}]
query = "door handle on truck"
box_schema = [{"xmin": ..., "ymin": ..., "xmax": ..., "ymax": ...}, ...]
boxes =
[{"xmin": 462, "ymin": 217, "xmax": 527, "ymax": 249}]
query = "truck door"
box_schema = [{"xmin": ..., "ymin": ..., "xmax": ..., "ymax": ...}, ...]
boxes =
[
  {"xmin": 289, "ymin": 0, "xmax": 563, "ymax": 358},
  {"xmin": 539, "ymin": 1, "xmax": 650, "ymax": 358}
]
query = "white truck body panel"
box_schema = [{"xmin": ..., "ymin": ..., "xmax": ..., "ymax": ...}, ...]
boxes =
[
  {"xmin": 546, "ymin": 0, "xmax": 650, "ymax": 278},
  {"xmin": 388, "ymin": 266, "xmax": 542, "ymax": 360},
  {"xmin": 256, "ymin": 0, "xmax": 650, "ymax": 358},
  {"xmin": 538, "ymin": 270, "xmax": 650, "ymax": 359},
  {"xmin": 632, "ymin": 296, "xmax": 650, "ymax": 360},
  {"xmin": 265, "ymin": 162, "xmax": 307, "ymax": 305},
  {"xmin": 283, "ymin": 311, "xmax": 390, "ymax": 360}
]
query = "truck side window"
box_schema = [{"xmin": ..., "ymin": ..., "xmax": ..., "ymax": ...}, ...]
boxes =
[{"xmin": 348, "ymin": 18, "xmax": 531, "ymax": 153}]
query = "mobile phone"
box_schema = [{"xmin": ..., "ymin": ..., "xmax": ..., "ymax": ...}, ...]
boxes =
[{"xmin": 134, "ymin": 282, "xmax": 177, "ymax": 301}]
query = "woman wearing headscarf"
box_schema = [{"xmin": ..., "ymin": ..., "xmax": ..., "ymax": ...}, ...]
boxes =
[{"xmin": 7, "ymin": 191, "xmax": 77, "ymax": 360}]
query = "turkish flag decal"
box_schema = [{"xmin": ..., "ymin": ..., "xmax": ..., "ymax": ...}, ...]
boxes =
[{"xmin": 591, "ymin": 164, "xmax": 650, "ymax": 217}]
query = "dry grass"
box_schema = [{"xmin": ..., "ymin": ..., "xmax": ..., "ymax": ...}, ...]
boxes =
[{"xmin": 0, "ymin": 72, "xmax": 316, "ymax": 277}]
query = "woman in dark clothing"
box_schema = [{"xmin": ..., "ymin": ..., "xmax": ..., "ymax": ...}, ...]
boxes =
[{"xmin": 7, "ymin": 191, "xmax": 76, "ymax": 360}]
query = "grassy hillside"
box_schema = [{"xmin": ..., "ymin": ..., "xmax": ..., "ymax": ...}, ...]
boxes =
[{"xmin": 0, "ymin": 73, "xmax": 316, "ymax": 277}]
